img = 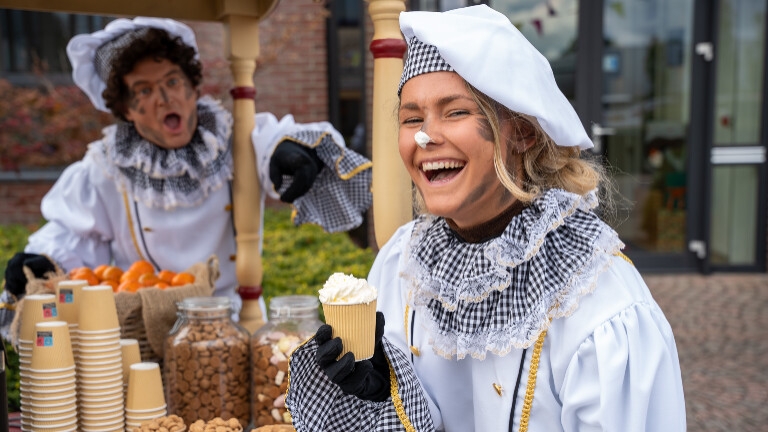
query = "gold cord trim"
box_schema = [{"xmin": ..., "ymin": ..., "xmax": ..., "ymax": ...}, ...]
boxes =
[
  {"xmin": 0, "ymin": 302, "xmax": 16, "ymax": 311},
  {"xmin": 337, "ymin": 161, "xmax": 373, "ymax": 181},
  {"xmin": 122, "ymin": 191, "xmax": 146, "ymax": 261},
  {"xmin": 280, "ymin": 132, "xmax": 372, "ymax": 181},
  {"xmin": 518, "ymin": 328, "xmax": 547, "ymax": 432},
  {"xmin": 615, "ymin": 251, "xmax": 634, "ymax": 266},
  {"xmin": 404, "ymin": 304, "xmax": 410, "ymax": 345},
  {"xmin": 389, "ymin": 359, "xmax": 416, "ymax": 432}
]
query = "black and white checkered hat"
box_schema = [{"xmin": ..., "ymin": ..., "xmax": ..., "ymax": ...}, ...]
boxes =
[
  {"xmin": 398, "ymin": 37, "xmax": 454, "ymax": 95},
  {"xmin": 93, "ymin": 27, "xmax": 152, "ymax": 82},
  {"xmin": 398, "ymin": 5, "xmax": 593, "ymax": 150},
  {"xmin": 67, "ymin": 17, "xmax": 198, "ymax": 112}
]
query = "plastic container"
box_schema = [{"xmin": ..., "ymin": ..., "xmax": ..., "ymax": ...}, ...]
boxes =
[
  {"xmin": 164, "ymin": 297, "xmax": 250, "ymax": 426},
  {"xmin": 250, "ymin": 295, "xmax": 323, "ymax": 428}
]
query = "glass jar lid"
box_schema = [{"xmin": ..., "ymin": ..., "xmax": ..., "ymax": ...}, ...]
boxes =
[
  {"xmin": 177, "ymin": 296, "xmax": 231, "ymax": 312},
  {"xmin": 269, "ymin": 295, "xmax": 319, "ymax": 319}
]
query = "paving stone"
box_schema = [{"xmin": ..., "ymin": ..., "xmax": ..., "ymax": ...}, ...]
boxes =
[{"xmin": 644, "ymin": 273, "xmax": 768, "ymax": 432}]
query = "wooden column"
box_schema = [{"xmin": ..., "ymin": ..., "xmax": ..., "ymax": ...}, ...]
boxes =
[
  {"xmin": 368, "ymin": 0, "xmax": 411, "ymax": 248},
  {"xmin": 225, "ymin": 14, "xmax": 264, "ymax": 333}
]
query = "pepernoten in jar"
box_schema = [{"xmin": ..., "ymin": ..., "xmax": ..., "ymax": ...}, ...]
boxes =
[
  {"xmin": 164, "ymin": 297, "xmax": 251, "ymax": 426},
  {"xmin": 251, "ymin": 295, "xmax": 323, "ymax": 427}
]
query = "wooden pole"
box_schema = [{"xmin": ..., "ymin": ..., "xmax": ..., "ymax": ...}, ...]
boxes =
[
  {"xmin": 225, "ymin": 14, "xmax": 265, "ymax": 333},
  {"xmin": 368, "ymin": 0, "xmax": 411, "ymax": 248}
]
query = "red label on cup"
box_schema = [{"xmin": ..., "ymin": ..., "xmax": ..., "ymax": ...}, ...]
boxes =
[
  {"xmin": 59, "ymin": 289, "xmax": 74, "ymax": 304},
  {"xmin": 36, "ymin": 331, "xmax": 53, "ymax": 347},
  {"xmin": 42, "ymin": 302, "xmax": 57, "ymax": 318}
]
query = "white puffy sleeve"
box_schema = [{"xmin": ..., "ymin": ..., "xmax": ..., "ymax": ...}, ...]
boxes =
[
  {"xmin": 558, "ymin": 302, "xmax": 686, "ymax": 431},
  {"xmin": 25, "ymin": 158, "xmax": 114, "ymax": 271}
]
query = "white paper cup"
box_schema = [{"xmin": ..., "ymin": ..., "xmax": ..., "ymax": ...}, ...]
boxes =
[
  {"xmin": 19, "ymin": 294, "xmax": 59, "ymax": 341},
  {"xmin": 78, "ymin": 286, "xmax": 120, "ymax": 331},
  {"xmin": 77, "ymin": 327, "xmax": 121, "ymax": 335},
  {"xmin": 78, "ymin": 375, "xmax": 123, "ymax": 387},
  {"xmin": 125, "ymin": 362, "xmax": 165, "ymax": 411},
  {"xmin": 124, "ymin": 404, "xmax": 167, "ymax": 414},
  {"xmin": 322, "ymin": 300, "xmax": 377, "ymax": 360},
  {"xmin": 56, "ymin": 280, "xmax": 88, "ymax": 324}
]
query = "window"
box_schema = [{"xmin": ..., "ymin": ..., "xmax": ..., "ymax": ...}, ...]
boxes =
[{"xmin": 0, "ymin": 10, "xmax": 113, "ymax": 85}]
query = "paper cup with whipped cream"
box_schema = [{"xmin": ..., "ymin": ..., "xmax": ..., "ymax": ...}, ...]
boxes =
[{"xmin": 319, "ymin": 273, "xmax": 378, "ymax": 361}]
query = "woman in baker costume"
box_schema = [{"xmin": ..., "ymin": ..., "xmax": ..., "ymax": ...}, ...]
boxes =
[
  {"xmin": 3, "ymin": 18, "xmax": 371, "ymax": 316},
  {"xmin": 286, "ymin": 5, "xmax": 685, "ymax": 431}
]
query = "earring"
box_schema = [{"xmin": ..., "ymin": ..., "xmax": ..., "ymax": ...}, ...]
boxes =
[{"xmin": 414, "ymin": 130, "xmax": 432, "ymax": 149}]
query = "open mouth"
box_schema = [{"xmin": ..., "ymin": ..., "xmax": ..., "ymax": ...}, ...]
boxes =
[
  {"xmin": 421, "ymin": 160, "xmax": 465, "ymax": 182},
  {"xmin": 163, "ymin": 113, "xmax": 181, "ymax": 131}
]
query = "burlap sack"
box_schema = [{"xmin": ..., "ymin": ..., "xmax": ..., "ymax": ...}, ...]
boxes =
[
  {"xmin": 7, "ymin": 258, "xmax": 66, "ymax": 348},
  {"xmin": 115, "ymin": 255, "xmax": 219, "ymax": 361}
]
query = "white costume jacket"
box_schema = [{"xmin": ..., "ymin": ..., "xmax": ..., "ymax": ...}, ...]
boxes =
[
  {"xmin": 287, "ymin": 189, "xmax": 685, "ymax": 431},
  {"xmin": 25, "ymin": 97, "xmax": 372, "ymax": 313}
]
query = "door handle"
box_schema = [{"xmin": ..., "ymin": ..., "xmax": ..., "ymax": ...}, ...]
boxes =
[
  {"xmin": 591, "ymin": 123, "xmax": 615, "ymax": 153},
  {"xmin": 695, "ymin": 42, "xmax": 714, "ymax": 62}
]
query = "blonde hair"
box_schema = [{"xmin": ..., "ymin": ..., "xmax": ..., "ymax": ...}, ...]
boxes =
[
  {"xmin": 466, "ymin": 82, "xmax": 604, "ymax": 204},
  {"xmin": 403, "ymin": 80, "xmax": 612, "ymax": 216}
]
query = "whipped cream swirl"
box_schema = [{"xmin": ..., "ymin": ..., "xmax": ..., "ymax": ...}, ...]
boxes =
[{"xmin": 319, "ymin": 273, "xmax": 377, "ymax": 304}]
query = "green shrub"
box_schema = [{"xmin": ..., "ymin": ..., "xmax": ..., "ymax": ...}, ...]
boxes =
[{"xmin": 0, "ymin": 206, "xmax": 377, "ymax": 412}]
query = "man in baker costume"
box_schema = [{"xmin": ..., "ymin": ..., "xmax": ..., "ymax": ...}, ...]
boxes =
[
  {"xmin": 1, "ymin": 18, "xmax": 372, "ymax": 320},
  {"xmin": 286, "ymin": 5, "xmax": 685, "ymax": 431}
]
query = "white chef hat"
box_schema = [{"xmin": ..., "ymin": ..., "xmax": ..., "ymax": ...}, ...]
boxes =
[
  {"xmin": 399, "ymin": 5, "xmax": 592, "ymax": 150},
  {"xmin": 66, "ymin": 17, "xmax": 199, "ymax": 112}
]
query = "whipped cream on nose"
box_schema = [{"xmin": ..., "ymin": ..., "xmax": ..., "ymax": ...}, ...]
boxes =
[{"xmin": 414, "ymin": 131, "xmax": 431, "ymax": 149}]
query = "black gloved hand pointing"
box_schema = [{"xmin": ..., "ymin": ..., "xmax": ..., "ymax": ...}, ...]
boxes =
[
  {"xmin": 315, "ymin": 311, "xmax": 390, "ymax": 402},
  {"xmin": 269, "ymin": 140, "xmax": 324, "ymax": 203}
]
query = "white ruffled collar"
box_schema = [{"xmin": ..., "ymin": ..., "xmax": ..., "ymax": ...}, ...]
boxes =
[
  {"xmin": 403, "ymin": 189, "xmax": 624, "ymax": 360},
  {"xmin": 90, "ymin": 96, "xmax": 233, "ymax": 209}
]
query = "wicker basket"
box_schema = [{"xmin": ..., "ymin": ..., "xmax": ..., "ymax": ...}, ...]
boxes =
[
  {"xmin": 114, "ymin": 256, "xmax": 219, "ymax": 362},
  {"xmin": 7, "ymin": 256, "xmax": 219, "ymax": 361}
]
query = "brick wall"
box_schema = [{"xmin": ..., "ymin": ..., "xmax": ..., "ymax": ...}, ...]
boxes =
[
  {"xmin": 0, "ymin": 180, "xmax": 54, "ymax": 227},
  {"xmin": 252, "ymin": 1, "xmax": 330, "ymax": 122}
]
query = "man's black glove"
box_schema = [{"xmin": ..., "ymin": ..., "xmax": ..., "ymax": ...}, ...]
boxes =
[
  {"xmin": 269, "ymin": 140, "xmax": 324, "ymax": 203},
  {"xmin": 3, "ymin": 253, "xmax": 56, "ymax": 297},
  {"xmin": 315, "ymin": 311, "xmax": 390, "ymax": 402}
]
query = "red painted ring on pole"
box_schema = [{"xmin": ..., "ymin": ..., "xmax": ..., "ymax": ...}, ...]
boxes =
[
  {"xmin": 238, "ymin": 285, "xmax": 263, "ymax": 300},
  {"xmin": 370, "ymin": 39, "xmax": 407, "ymax": 59},
  {"xmin": 230, "ymin": 87, "xmax": 257, "ymax": 100}
]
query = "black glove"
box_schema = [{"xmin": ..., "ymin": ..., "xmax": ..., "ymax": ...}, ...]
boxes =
[
  {"xmin": 269, "ymin": 140, "xmax": 324, "ymax": 203},
  {"xmin": 315, "ymin": 311, "xmax": 390, "ymax": 402},
  {"xmin": 3, "ymin": 253, "xmax": 56, "ymax": 297}
]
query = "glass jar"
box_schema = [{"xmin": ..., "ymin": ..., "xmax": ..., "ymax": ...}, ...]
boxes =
[
  {"xmin": 164, "ymin": 297, "xmax": 251, "ymax": 426},
  {"xmin": 251, "ymin": 295, "xmax": 323, "ymax": 428}
]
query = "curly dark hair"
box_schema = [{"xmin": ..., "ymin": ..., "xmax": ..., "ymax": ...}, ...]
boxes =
[{"xmin": 102, "ymin": 28, "xmax": 202, "ymax": 121}]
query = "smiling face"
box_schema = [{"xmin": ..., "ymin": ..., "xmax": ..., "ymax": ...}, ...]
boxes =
[
  {"xmin": 398, "ymin": 72, "xmax": 525, "ymax": 228},
  {"xmin": 123, "ymin": 57, "xmax": 198, "ymax": 149}
]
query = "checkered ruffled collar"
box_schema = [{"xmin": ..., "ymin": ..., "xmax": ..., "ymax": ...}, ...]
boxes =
[
  {"xmin": 91, "ymin": 96, "xmax": 233, "ymax": 210},
  {"xmin": 403, "ymin": 189, "xmax": 624, "ymax": 360}
]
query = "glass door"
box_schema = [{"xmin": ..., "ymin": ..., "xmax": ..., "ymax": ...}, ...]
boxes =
[
  {"xmin": 706, "ymin": 0, "xmax": 767, "ymax": 270},
  {"xmin": 597, "ymin": 0, "xmax": 697, "ymax": 269}
]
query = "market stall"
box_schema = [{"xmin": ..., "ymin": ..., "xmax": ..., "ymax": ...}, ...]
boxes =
[{"xmin": 0, "ymin": 0, "xmax": 409, "ymax": 430}]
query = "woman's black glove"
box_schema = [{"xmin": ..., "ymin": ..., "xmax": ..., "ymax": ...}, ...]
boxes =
[
  {"xmin": 269, "ymin": 140, "xmax": 324, "ymax": 203},
  {"xmin": 3, "ymin": 253, "xmax": 56, "ymax": 297},
  {"xmin": 315, "ymin": 311, "xmax": 390, "ymax": 402}
]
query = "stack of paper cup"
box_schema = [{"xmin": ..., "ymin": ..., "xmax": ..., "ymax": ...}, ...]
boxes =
[
  {"xmin": 56, "ymin": 280, "xmax": 88, "ymax": 359},
  {"xmin": 125, "ymin": 362, "xmax": 167, "ymax": 430},
  {"xmin": 17, "ymin": 293, "xmax": 59, "ymax": 431},
  {"xmin": 77, "ymin": 285, "xmax": 124, "ymax": 432},
  {"xmin": 27, "ymin": 321, "xmax": 78, "ymax": 431},
  {"xmin": 119, "ymin": 339, "xmax": 141, "ymax": 395}
]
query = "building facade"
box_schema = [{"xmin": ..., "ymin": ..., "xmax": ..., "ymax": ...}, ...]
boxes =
[
  {"xmin": 411, "ymin": 0, "xmax": 767, "ymax": 273},
  {"xmin": 1, "ymin": 0, "xmax": 766, "ymax": 273}
]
